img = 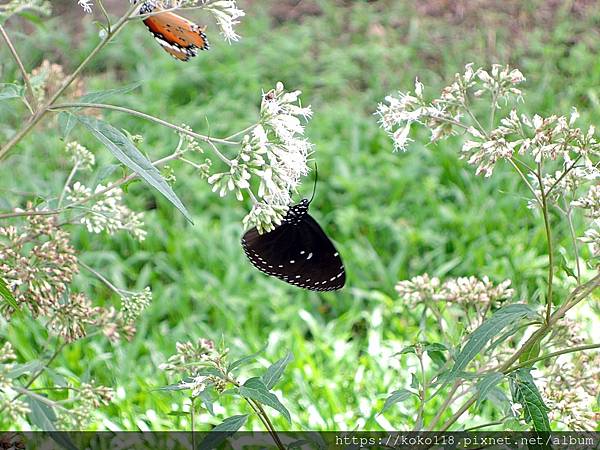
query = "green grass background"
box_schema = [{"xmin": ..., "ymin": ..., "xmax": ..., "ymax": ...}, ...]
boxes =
[{"xmin": 1, "ymin": 0, "xmax": 599, "ymax": 431}]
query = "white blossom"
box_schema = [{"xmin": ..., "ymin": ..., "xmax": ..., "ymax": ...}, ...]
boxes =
[
  {"xmin": 77, "ymin": 0, "xmax": 93, "ymax": 13},
  {"xmin": 66, "ymin": 182, "xmax": 146, "ymax": 240}
]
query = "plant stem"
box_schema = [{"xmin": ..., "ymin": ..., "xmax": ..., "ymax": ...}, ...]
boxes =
[
  {"xmin": 505, "ymin": 343, "xmax": 600, "ymax": 373},
  {"xmin": 536, "ymin": 163, "xmax": 554, "ymax": 324},
  {"xmin": 425, "ymin": 380, "xmax": 460, "ymax": 431},
  {"xmin": 0, "ymin": 24, "xmax": 37, "ymax": 112},
  {"xmin": 564, "ymin": 197, "xmax": 582, "ymax": 284},
  {"xmin": 58, "ymin": 162, "xmax": 79, "ymax": 208},
  {"xmin": 0, "ymin": 2, "xmax": 140, "ymax": 161},
  {"xmin": 50, "ymin": 102, "xmax": 239, "ymax": 148},
  {"xmin": 414, "ymin": 353, "xmax": 427, "ymax": 430},
  {"xmin": 190, "ymin": 396, "xmax": 196, "ymax": 450},
  {"xmin": 0, "ymin": 339, "xmax": 67, "ymax": 415},
  {"xmin": 0, "ymin": 149, "xmax": 180, "ymax": 219}
]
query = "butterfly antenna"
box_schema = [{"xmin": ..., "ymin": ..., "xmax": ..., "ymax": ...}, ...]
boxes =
[{"xmin": 308, "ymin": 163, "xmax": 318, "ymax": 204}]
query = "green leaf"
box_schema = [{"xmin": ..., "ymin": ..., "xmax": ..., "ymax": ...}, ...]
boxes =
[
  {"xmin": 425, "ymin": 343, "xmax": 448, "ymax": 366},
  {"xmin": 76, "ymin": 115, "xmax": 192, "ymax": 222},
  {"xmin": 24, "ymin": 395, "xmax": 78, "ymax": 449},
  {"xmin": 198, "ymin": 414, "xmax": 248, "ymax": 450},
  {"xmin": 7, "ymin": 360, "xmax": 43, "ymax": 378},
  {"xmin": 199, "ymin": 387, "xmax": 215, "ymax": 416},
  {"xmin": 0, "ymin": 83, "xmax": 22, "ymax": 101},
  {"xmin": 262, "ymin": 351, "xmax": 293, "ymax": 390},
  {"xmin": 238, "ymin": 377, "xmax": 291, "ymax": 423},
  {"xmin": 58, "ymin": 111, "xmax": 78, "ymax": 139},
  {"xmin": 476, "ymin": 372, "xmax": 504, "ymax": 407},
  {"xmin": 79, "ymin": 83, "xmax": 141, "ymax": 104},
  {"xmin": 227, "ymin": 346, "xmax": 265, "ymax": 372},
  {"xmin": 380, "ymin": 388, "xmax": 415, "ymax": 414},
  {"xmin": 519, "ymin": 340, "xmax": 541, "ymax": 367},
  {"xmin": 510, "ymin": 368, "xmax": 551, "ymax": 431},
  {"xmin": 26, "ymin": 395, "xmax": 57, "ymax": 430},
  {"xmin": 0, "ymin": 275, "xmax": 20, "ymax": 312},
  {"xmin": 450, "ymin": 304, "xmax": 537, "ymax": 378}
]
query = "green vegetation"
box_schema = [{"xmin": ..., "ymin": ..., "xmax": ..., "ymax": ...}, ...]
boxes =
[{"xmin": 1, "ymin": 0, "xmax": 598, "ymax": 431}]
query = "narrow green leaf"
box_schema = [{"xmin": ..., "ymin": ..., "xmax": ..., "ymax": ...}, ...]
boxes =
[
  {"xmin": 24, "ymin": 396, "xmax": 78, "ymax": 449},
  {"xmin": 380, "ymin": 389, "xmax": 415, "ymax": 414},
  {"xmin": 238, "ymin": 377, "xmax": 291, "ymax": 423},
  {"xmin": 76, "ymin": 115, "xmax": 192, "ymax": 222},
  {"xmin": 450, "ymin": 304, "xmax": 537, "ymax": 377},
  {"xmin": 510, "ymin": 368, "xmax": 551, "ymax": 431},
  {"xmin": 262, "ymin": 351, "xmax": 293, "ymax": 390},
  {"xmin": 0, "ymin": 275, "xmax": 20, "ymax": 312},
  {"xmin": 198, "ymin": 414, "xmax": 248, "ymax": 450},
  {"xmin": 58, "ymin": 111, "xmax": 77, "ymax": 139},
  {"xmin": 79, "ymin": 83, "xmax": 141, "ymax": 104},
  {"xmin": 26, "ymin": 396, "xmax": 57, "ymax": 430},
  {"xmin": 519, "ymin": 340, "xmax": 541, "ymax": 367},
  {"xmin": 199, "ymin": 387, "xmax": 215, "ymax": 416},
  {"xmin": 7, "ymin": 360, "xmax": 43, "ymax": 378},
  {"xmin": 227, "ymin": 346, "xmax": 265, "ymax": 372},
  {"xmin": 476, "ymin": 372, "xmax": 504, "ymax": 407}
]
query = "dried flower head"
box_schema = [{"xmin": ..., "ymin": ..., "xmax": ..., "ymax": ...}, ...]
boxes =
[
  {"xmin": 396, "ymin": 273, "xmax": 513, "ymax": 310},
  {"xmin": 0, "ymin": 214, "xmax": 78, "ymax": 317}
]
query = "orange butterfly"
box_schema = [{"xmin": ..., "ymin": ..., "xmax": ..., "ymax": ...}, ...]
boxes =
[{"xmin": 138, "ymin": 1, "xmax": 210, "ymax": 61}]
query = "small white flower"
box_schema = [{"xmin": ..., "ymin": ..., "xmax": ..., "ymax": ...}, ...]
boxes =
[
  {"xmin": 204, "ymin": 0, "xmax": 245, "ymax": 43},
  {"xmin": 77, "ymin": 0, "xmax": 93, "ymax": 13}
]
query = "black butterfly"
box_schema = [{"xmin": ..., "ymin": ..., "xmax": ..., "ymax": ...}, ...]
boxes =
[{"xmin": 241, "ymin": 199, "xmax": 346, "ymax": 291}]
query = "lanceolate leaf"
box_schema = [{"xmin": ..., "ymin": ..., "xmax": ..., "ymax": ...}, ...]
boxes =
[
  {"xmin": 476, "ymin": 372, "xmax": 504, "ymax": 407},
  {"xmin": 198, "ymin": 414, "xmax": 248, "ymax": 450},
  {"xmin": 227, "ymin": 346, "xmax": 265, "ymax": 372},
  {"xmin": 510, "ymin": 368, "xmax": 551, "ymax": 431},
  {"xmin": 0, "ymin": 275, "xmax": 20, "ymax": 312},
  {"xmin": 450, "ymin": 304, "xmax": 537, "ymax": 377},
  {"xmin": 79, "ymin": 83, "xmax": 141, "ymax": 104},
  {"xmin": 238, "ymin": 377, "xmax": 291, "ymax": 423},
  {"xmin": 380, "ymin": 389, "xmax": 415, "ymax": 414},
  {"xmin": 262, "ymin": 351, "xmax": 293, "ymax": 390},
  {"xmin": 76, "ymin": 115, "xmax": 192, "ymax": 222}
]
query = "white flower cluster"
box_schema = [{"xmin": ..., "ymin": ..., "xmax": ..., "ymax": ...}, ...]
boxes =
[
  {"xmin": 203, "ymin": 0, "xmax": 245, "ymax": 43},
  {"xmin": 121, "ymin": 287, "xmax": 152, "ymax": 324},
  {"xmin": 396, "ymin": 273, "xmax": 514, "ymax": 308},
  {"xmin": 65, "ymin": 141, "xmax": 95, "ymax": 170},
  {"xmin": 375, "ymin": 64, "xmax": 525, "ymax": 153},
  {"xmin": 574, "ymin": 185, "xmax": 600, "ymax": 257},
  {"xmin": 209, "ymin": 82, "xmax": 313, "ymax": 233},
  {"xmin": 66, "ymin": 182, "xmax": 147, "ymax": 240}
]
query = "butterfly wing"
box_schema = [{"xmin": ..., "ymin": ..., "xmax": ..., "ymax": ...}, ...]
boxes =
[
  {"xmin": 142, "ymin": 9, "xmax": 209, "ymax": 61},
  {"xmin": 241, "ymin": 214, "xmax": 346, "ymax": 291}
]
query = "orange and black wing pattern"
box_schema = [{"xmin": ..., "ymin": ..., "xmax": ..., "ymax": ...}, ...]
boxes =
[{"xmin": 139, "ymin": 2, "xmax": 210, "ymax": 61}]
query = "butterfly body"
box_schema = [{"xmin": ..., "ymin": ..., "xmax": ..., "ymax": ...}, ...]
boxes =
[
  {"xmin": 138, "ymin": 1, "xmax": 209, "ymax": 61},
  {"xmin": 242, "ymin": 200, "xmax": 346, "ymax": 291}
]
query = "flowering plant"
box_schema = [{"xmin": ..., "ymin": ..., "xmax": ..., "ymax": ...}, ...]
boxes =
[
  {"xmin": 377, "ymin": 64, "xmax": 599, "ymax": 431},
  {"xmin": 0, "ymin": 0, "xmax": 313, "ymax": 430}
]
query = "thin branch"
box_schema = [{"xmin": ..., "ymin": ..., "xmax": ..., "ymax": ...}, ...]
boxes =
[
  {"xmin": 50, "ymin": 102, "xmax": 239, "ymax": 149},
  {"xmin": 564, "ymin": 197, "xmax": 582, "ymax": 284},
  {"xmin": 536, "ymin": 163, "xmax": 555, "ymax": 324},
  {"xmin": 506, "ymin": 343, "xmax": 600, "ymax": 373},
  {"xmin": 0, "ymin": 2, "xmax": 141, "ymax": 161},
  {"xmin": 0, "ymin": 24, "xmax": 37, "ymax": 112}
]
